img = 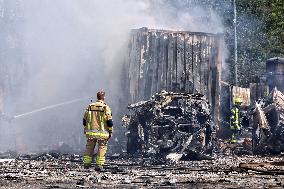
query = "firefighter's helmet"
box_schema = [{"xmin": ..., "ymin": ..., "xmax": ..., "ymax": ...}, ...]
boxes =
[{"xmin": 234, "ymin": 97, "xmax": 242, "ymax": 104}]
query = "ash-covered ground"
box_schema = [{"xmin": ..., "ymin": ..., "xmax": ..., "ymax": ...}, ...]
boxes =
[{"xmin": 0, "ymin": 153, "xmax": 283, "ymax": 189}]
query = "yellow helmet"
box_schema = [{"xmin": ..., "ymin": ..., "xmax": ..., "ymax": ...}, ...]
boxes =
[{"xmin": 234, "ymin": 97, "xmax": 242, "ymax": 104}]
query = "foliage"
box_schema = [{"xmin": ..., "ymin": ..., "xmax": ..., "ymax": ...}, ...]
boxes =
[
  {"xmin": 233, "ymin": 0, "xmax": 284, "ymax": 86},
  {"xmin": 226, "ymin": 0, "xmax": 284, "ymax": 86},
  {"xmin": 185, "ymin": 0, "xmax": 284, "ymax": 86}
]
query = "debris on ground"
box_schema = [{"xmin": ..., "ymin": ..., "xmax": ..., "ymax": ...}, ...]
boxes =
[
  {"xmin": 0, "ymin": 154, "xmax": 283, "ymax": 188},
  {"xmin": 249, "ymin": 88, "xmax": 284, "ymax": 154}
]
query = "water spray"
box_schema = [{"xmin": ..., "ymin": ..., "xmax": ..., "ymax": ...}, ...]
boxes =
[{"xmin": 12, "ymin": 97, "xmax": 93, "ymax": 119}]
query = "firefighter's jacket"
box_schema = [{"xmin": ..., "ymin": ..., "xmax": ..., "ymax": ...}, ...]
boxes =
[
  {"xmin": 83, "ymin": 100, "xmax": 113, "ymax": 140},
  {"xmin": 230, "ymin": 106, "xmax": 240, "ymax": 131}
]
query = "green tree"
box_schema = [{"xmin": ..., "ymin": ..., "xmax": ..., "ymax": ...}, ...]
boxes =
[{"xmin": 223, "ymin": 0, "xmax": 284, "ymax": 86}]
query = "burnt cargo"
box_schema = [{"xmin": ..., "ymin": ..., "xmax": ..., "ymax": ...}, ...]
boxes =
[{"xmin": 123, "ymin": 91, "xmax": 215, "ymax": 160}]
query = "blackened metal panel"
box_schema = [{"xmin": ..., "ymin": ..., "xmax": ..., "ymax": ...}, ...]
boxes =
[
  {"xmin": 167, "ymin": 33, "xmax": 174, "ymax": 91},
  {"xmin": 220, "ymin": 81, "xmax": 231, "ymax": 138},
  {"xmin": 144, "ymin": 32, "xmax": 154, "ymax": 100},
  {"xmin": 172, "ymin": 33, "xmax": 178, "ymax": 92},
  {"xmin": 199, "ymin": 36, "xmax": 208, "ymax": 96},
  {"xmin": 192, "ymin": 35, "xmax": 201, "ymax": 93},
  {"xmin": 177, "ymin": 33, "xmax": 185, "ymax": 92},
  {"xmin": 198, "ymin": 36, "xmax": 205, "ymax": 95},
  {"xmin": 128, "ymin": 32, "xmax": 139, "ymax": 103},
  {"xmin": 151, "ymin": 32, "xmax": 159, "ymax": 95},
  {"xmin": 138, "ymin": 29, "xmax": 147, "ymax": 100},
  {"xmin": 156, "ymin": 32, "xmax": 163, "ymax": 92},
  {"xmin": 185, "ymin": 34, "xmax": 193, "ymax": 93},
  {"xmin": 207, "ymin": 36, "xmax": 213, "ymax": 104},
  {"xmin": 134, "ymin": 32, "xmax": 141, "ymax": 101},
  {"xmin": 210, "ymin": 37, "xmax": 218, "ymax": 124},
  {"xmin": 212, "ymin": 34, "xmax": 224, "ymax": 127},
  {"xmin": 160, "ymin": 33, "xmax": 168, "ymax": 91},
  {"xmin": 203, "ymin": 36, "xmax": 212, "ymax": 99}
]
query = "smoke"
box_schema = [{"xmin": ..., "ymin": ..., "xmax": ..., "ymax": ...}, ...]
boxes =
[{"xmin": 0, "ymin": 0, "xmax": 225, "ymax": 152}]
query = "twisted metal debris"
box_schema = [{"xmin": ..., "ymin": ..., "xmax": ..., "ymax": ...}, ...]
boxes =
[
  {"xmin": 123, "ymin": 91, "xmax": 216, "ymax": 161},
  {"xmin": 250, "ymin": 88, "xmax": 284, "ymax": 154}
]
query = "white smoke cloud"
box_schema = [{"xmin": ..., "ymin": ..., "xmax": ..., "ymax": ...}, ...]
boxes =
[{"xmin": 0, "ymin": 0, "xmax": 225, "ymax": 152}]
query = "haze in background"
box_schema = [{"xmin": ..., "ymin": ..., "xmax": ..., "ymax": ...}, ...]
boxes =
[{"xmin": 0, "ymin": 0, "xmax": 225, "ymax": 152}]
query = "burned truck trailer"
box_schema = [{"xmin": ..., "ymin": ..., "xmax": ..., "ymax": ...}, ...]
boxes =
[
  {"xmin": 121, "ymin": 28, "xmax": 223, "ymax": 157},
  {"xmin": 122, "ymin": 28, "xmax": 224, "ymax": 127}
]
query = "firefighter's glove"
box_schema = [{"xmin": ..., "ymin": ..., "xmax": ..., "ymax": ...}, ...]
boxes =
[{"xmin": 108, "ymin": 132, "xmax": 112, "ymax": 140}]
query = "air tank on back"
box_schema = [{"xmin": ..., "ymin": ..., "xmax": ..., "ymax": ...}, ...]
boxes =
[{"xmin": 266, "ymin": 57, "xmax": 284, "ymax": 92}]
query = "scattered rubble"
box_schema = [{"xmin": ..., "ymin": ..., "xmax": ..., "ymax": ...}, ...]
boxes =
[
  {"xmin": 123, "ymin": 91, "xmax": 216, "ymax": 161},
  {"xmin": 249, "ymin": 88, "xmax": 284, "ymax": 154},
  {"xmin": 0, "ymin": 153, "xmax": 283, "ymax": 188}
]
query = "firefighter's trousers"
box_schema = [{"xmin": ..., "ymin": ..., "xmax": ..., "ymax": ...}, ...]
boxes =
[
  {"xmin": 231, "ymin": 129, "xmax": 240, "ymax": 143},
  {"xmin": 83, "ymin": 138, "xmax": 108, "ymax": 167}
]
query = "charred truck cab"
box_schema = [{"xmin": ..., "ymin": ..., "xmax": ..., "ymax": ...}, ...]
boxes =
[{"xmin": 123, "ymin": 91, "xmax": 215, "ymax": 160}]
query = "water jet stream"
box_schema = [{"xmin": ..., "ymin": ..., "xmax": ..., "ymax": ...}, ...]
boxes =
[{"xmin": 13, "ymin": 97, "xmax": 93, "ymax": 119}]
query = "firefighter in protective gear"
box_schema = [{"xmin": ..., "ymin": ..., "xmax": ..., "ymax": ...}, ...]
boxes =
[
  {"xmin": 230, "ymin": 97, "xmax": 242, "ymax": 143},
  {"xmin": 83, "ymin": 91, "xmax": 113, "ymax": 170}
]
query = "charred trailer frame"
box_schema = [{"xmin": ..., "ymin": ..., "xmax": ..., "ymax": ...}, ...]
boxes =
[{"xmin": 122, "ymin": 27, "xmax": 224, "ymax": 130}]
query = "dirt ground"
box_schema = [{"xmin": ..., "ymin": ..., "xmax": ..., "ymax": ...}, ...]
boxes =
[{"xmin": 0, "ymin": 154, "xmax": 283, "ymax": 189}]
